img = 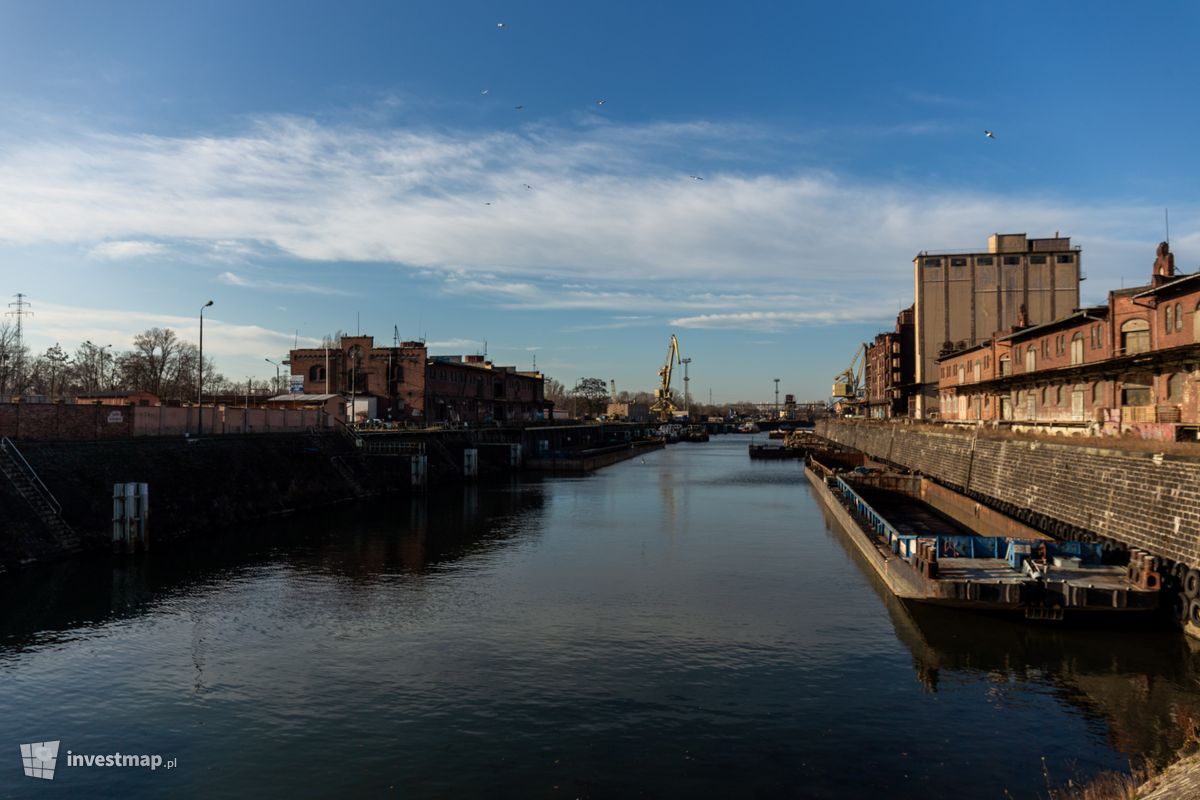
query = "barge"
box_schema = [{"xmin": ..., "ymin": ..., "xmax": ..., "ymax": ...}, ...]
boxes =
[{"xmin": 804, "ymin": 455, "xmax": 1160, "ymax": 621}]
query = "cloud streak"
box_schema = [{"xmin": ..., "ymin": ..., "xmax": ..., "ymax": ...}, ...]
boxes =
[{"xmin": 0, "ymin": 115, "xmax": 1192, "ymax": 330}]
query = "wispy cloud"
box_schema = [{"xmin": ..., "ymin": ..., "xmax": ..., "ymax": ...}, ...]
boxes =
[
  {"xmin": 88, "ymin": 240, "xmax": 164, "ymax": 260},
  {"xmin": 217, "ymin": 270, "xmax": 355, "ymax": 296},
  {"xmin": 0, "ymin": 115, "xmax": 1191, "ymax": 330}
]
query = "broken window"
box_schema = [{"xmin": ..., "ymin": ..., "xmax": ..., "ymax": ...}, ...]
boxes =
[{"xmin": 1121, "ymin": 319, "xmax": 1150, "ymax": 355}]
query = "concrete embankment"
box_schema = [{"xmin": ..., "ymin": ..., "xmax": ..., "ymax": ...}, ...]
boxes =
[
  {"xmin": 526, "ymin": 440, "xmax": 663, "ymax": 471},
  {"xmin": 1, "ymin": 424, "xmax": 656, "ymax": 570},
  {"xmin": 815, "ymin": 419, "xmax": 1200, "ymax": 570}
]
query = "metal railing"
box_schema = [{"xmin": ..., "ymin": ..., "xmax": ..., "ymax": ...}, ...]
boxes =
[{"xmin": 0, "ymin": 436, "xmax": 63, "ymax": 516}]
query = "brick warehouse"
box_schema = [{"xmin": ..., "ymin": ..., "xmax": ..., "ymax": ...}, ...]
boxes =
[
  {"xmin": 288, "ymin": 336, "xmax": 549, "ymax": 424},
  {"xmin": 936, "ymin": 242, "xmax": 1200, "ymax": 440}
]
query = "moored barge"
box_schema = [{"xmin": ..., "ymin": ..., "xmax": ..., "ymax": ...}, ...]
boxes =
[{"xmin": 804, "ymin": 455, "xmax": 1160, "ymax": 621}]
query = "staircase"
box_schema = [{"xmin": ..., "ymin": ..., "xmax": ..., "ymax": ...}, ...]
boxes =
[{"xmin": 0, "ymin": 437, "xmax": 79, "ymax": 551}]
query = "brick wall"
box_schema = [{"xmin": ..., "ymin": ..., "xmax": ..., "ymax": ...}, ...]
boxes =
[
  {"xmin": 0, "ymin": 404, "xmax": 135, "ymax": 440},
  {"xmin": 816, "ymin": 419, "xmax": 1200, "ymax": 568}
]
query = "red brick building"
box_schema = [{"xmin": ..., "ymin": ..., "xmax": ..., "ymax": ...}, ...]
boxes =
[
  {"xmin": 865, "ymin": 305, "xmax": 915, "ymax": 418},
  {"xmin": 288, "ymin": 336, "xmax": 549, "ymax": 424},
  {"xmin": 937, "ymin": 243, "xmax": 1200, "ymax": 440}
]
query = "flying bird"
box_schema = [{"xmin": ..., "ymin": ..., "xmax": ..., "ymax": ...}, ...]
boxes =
[
  {"xmin": 484, "ymin": 202, "xmax": 492, "ymax": 206},
  {"xmin": 984, "ymin": 130, "xmax": 995, "ymax": 139},
  {"xmin": 496, "ymin": 22, "xmax": 507, "ymax": 28},
  {"xmin": 596, "ymin": 99, "xmax": 607, "ymax": 106},
  {"xmin": 480, "ymin": 89, "xmax": 489, "ymax": 95},
  {"xmin": 514, "ymin": 105, "xmax": 524, "ymax": 110},
  {"xmin": 689, "ymin": 175, "xmax": 704, "ymax": 181},
  {"xmin": 522, "ymin": 183, "xmax": 532, "ymax": 189}
]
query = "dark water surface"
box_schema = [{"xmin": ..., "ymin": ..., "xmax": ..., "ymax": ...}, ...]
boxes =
[{"xmin": 3, "ymin": 437, "xmax": 1200, "ymax": 798}]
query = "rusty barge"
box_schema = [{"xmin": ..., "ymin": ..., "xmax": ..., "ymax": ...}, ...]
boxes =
[{"xmin": 804, "ymin": 454, "xmax": 1161, "ymax": 621}]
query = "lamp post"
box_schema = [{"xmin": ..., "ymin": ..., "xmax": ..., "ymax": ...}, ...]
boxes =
[
  {"xmin": 681, "ymin": 357, "xmax": 692, "ymax": 418},
  {"xmin": 265, "ymin": 358, "xmax": 281, "ymax": 396},
  {"xmin": 197, "ymin": 301, "xmax": 213, "ymax": 434},
  {"xmin": 774, "ymin": 378, "xmax": 780, "ymax": 420}
]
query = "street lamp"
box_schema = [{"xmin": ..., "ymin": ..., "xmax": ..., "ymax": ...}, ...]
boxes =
[
  {"xmin": 265, "ymin": 358, "xmax": 281, "ymax": 396},
  {"xmin": 85, "ymin": 340, "xmax": 112, "ymax": 393},
  {"xmin": 198, "ymin": 301, "xmax": 213, "ymax": 434},
  {"xmin": 774, "ymin": 378, "xmax": 780, "ymax": 420}
]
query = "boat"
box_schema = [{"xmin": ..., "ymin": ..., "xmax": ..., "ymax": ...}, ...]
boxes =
[
  {"xmin": 682, "ymin": 424, "xmax": 709, "ymax": 442},
  {"xmin": 748, "ymin": 443, "xmax": 802, "ymax": 460},
  {"xmin": 736, "ymin": 422, "xmax": 759, "ymax": 434},
  {"xmin": 804, "ymin": 453, "xmax": 1160, "ymax": 621}
]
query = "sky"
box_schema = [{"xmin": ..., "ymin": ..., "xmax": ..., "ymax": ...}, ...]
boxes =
[{"xmin": 1, "ymin": 0, "xmax": 1198, "ymax": 403}]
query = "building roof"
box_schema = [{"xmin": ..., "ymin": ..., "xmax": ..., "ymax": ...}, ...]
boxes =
[
  {"xmin": 266, "ymin": 394, "xmax": 341, "ymax": 402},
  {"xmin": 1131, "ymin": 271, "xmax": 1200, "ymax": 299},
  {"xmin": 935, "ymin": 340, "xmax": 991, "ymax": 362},
  {"xmin": 998, "ymin": 306, "xmax": 1108, "ymax": 342}
]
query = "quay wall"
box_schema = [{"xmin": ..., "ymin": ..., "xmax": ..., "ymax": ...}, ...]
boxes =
[{"xmin": 815, "ymin": 420, "xmax": 1200, "ymax": 569}]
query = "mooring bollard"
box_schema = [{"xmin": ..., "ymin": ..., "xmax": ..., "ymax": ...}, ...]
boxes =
[{"xmin": 111, "ymin": 482, "xmax": 150, "ymax": 554}]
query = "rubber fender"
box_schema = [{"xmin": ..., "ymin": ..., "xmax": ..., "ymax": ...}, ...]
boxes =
[
  {"xmin": 1184, "ymin": 568, "xmax": 1200, "ymax": 600},
  {"xmin": 1189, "ymin": 597, "xmax": 1200, "ymax": 627}
]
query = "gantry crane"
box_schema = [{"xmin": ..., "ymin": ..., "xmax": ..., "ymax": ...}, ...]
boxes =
[
  {"xmin": 832, "ymin": 343, "xmax": 867, "ymax": 408},
  {"xmin": 650, "ymin": 334, "xmax": 682, "ymax": 422}
]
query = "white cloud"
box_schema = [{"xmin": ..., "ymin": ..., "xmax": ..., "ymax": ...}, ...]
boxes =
[
  {"xmin": 0, "ymin": 115, "xmax": 1192, "ymax": 330},
  {"xmin": 426, "ymin": 337, "xmax": 484, "ymax": 352},
  {"xmin": 88, "ymin": 240, "xmax": 164, "ymax": 260},
  {"xmin": 217, "ymin": 270, "xmax": 354, "ymax": 296}
]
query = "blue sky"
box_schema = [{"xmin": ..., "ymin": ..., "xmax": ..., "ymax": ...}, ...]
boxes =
[{"xmin": 1, "ymin": 1, "xmax": 1197, "ymax": 402}]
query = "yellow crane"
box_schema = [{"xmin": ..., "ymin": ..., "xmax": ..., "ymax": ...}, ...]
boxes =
[{"xmin": 650, "ymin": 334, "xmax": 682, "ymax": 422}]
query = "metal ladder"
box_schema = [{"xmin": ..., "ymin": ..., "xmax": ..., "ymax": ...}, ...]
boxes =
[{"xmin": 0, "ymin": 437, "xmax": 78, "ymax": 547}]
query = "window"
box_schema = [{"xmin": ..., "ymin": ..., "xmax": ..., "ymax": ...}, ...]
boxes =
[
  {"xmin": 1121, "ymin": 319, "xmax": 1150, "ymax": 354},
  {"xmin": 1025, "ymin": 347, "xmax": 1037, "ymax": 372},
  {"xmin": 1070, "ymin": 333, "xmax": 1084, "ymax": 365},
  {"xmin": 1168, "ymin": 373, "xmax": 1184, "ymax": 402},
  {"xmin": 999, "ymin": 355, "xmax": 1011, "ymax": 376},
  {"xmin": 1042, "ymin": 339, "xmax": 1049, "ymax": 359},
  {"xmin": 924, "ymin": 258, "xmax": 942, "ymax": 267},
  {"xmin": 950, "ymin": 257, "xmax": 967, "ymax": 267},
  {"xmin": 1091, "ymin": 381, "xmax": 1102, "ymax": 404},
  {"xmin": 1165, "ymin": 306, "xmax": 1172, "ymax": 334},
  {"xmin": 1122, "ymin": 383, "xmax": 1152, "ymax": 406},
  {"xmin": 1055, "ymin": 385, "xmax": 1064, "ymax": 406},
  {"xmin": 977, "ymin": 257, "xmax": 994, "ymax": 266},
  {"xmin": 1057, "ymin": 254, "xmax": 1075, "ymax": 264},
  {"xmin": 1176, "ymin": 302, "xmax": 1183, "ymax": 332},
  {"xmin": 1030, "ymin": 255, "xmax": 1047, "ymax": 264},
  {"xmin": 1004, "ymin": 256, "xmax": 1020, "ymax": 266},
  {"xmin": 308, "ymin": 364, "xmax": 326, "ymax": 382}
]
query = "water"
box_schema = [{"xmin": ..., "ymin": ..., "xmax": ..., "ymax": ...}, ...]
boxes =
[{"xmin": 3, "ymin": 437, "xmax": 1199, "ymax": 798}]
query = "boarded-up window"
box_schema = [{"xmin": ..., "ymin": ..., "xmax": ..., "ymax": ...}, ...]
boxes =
[
  {"xmin": 1176, "ymin": 303, "xmax": 1184, "ymax": 332},
  {"xmin": 1121, "ymin": 319, "xmax": 1150, "ymax": 354},
  {"xmin": 1070, "ymin": 333, "xmax": 1084, "ymax": 365},
  {"xmin": 1168, "ymin": 373, "xmax": 1184, "ymax": 402}
]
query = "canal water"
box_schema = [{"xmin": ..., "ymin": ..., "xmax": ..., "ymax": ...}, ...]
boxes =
[{"xmin": 3, "ymin": 437, "xmax": 1200, "ymax": 798}]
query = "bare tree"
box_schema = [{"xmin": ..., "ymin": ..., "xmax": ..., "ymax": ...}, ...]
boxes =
[{"xmin": 125, "ymin": 327, "xmax": 180, "ymax": 396}]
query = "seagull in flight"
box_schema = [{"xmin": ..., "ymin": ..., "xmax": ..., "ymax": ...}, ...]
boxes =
[
  {"xmin": 688, "ymin": 175, "xmax": 704, "ymax": 181},
  {"xmin": 496, "ymin": 22, "xmax": 507, "ymax": 28},
  {"xmin": 596, "ymin": 99, "xmax": 607, "ymax": 106},
  {"xmin": 522, "ymin": 183, "xmax": 532, "ymax": 189},
  {"xmin": 514, "ymin": 105, "xmax": 524, "ymax": 110},
  {"xmin": 984, "ymin": 130, "xmax": 995, "ymax": 139},
  {"xmin": 480, "ymin": 89, "xmax": 489, "ymax": 95}
]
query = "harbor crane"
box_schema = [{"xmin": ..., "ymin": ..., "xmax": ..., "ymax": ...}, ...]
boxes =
[
  {"xmin": 650, "ymin": 334, "xmax": 682, "ymax": 422},
  {"xmin": 832, "ymin": 343, "xmax": 867, "ymax": 408}
]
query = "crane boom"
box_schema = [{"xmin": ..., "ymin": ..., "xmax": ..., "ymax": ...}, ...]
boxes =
[{"xmin": 650, "ymin": 334, "xmax": 682, "ymax": 422}]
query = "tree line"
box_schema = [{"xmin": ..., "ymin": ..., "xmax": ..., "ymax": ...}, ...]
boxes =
[{"xmin": 0, "ymin": 323, "xmax": 277, "ymax": 403}]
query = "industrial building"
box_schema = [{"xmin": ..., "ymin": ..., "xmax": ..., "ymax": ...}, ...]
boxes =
[
  {"xmin": 864, "ymin": 306, "xmax": 915, "ymax": 418},
  {"xmin": 937, "ymin": 242, "xmax": 1200, "ymax": 440},
  {"xmin": 288, "ymin": 336, "xmax": 549, "ymax": 425},
  {"xmin": 913, "ymin": 233, "xmax": 1081, "ymax": 417}
]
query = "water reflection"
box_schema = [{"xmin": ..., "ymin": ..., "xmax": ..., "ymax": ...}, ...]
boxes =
[
  {"xmin": 811, "ymin": 483, "xmax": 1200, "ymax": 769},
  {"xmin": 0, "ymin": 480, "xmax": 546, "ymax": 654}
]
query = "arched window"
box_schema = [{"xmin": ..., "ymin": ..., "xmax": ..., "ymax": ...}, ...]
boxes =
[
  {"xmin": 999, "ymin": 355, "xmax": 1011, "ymax": 376},
  {"xmin": 1070, "ymin": 333, "xmax": 1084, "ymax": 365},
  {"xmin": 1025, "ymin": 347, "xmax": 1037, "ymax": 372},
  {"xmin": 1168, "ymin": 373, "xmax": 1184, "ymax": 402},
  {"xmin": 1164, "ymin": 305, "xmax": 1172, "ymax": 334},
  {"xmin": 1176, "ymin": 302, "xmax": 1183, "ymax": 332},
  {"xmin": 1055, "ymin": 385, "xmax": 1064, "ymax": 406},
  {"xmin": 1122, "ymin": 382, "xmax": 1152, "ymax": 406},
  {"xmin": 1092, "ymin": 381, "xmax": 1104, "ymax": 404},
  {"xmin": 308, "ymin": 364, "xmax": 326, "ymax": 382},
  {"xmin": 1121, "ymin": 319, "xmax": 1150, "ymax": 354}
]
